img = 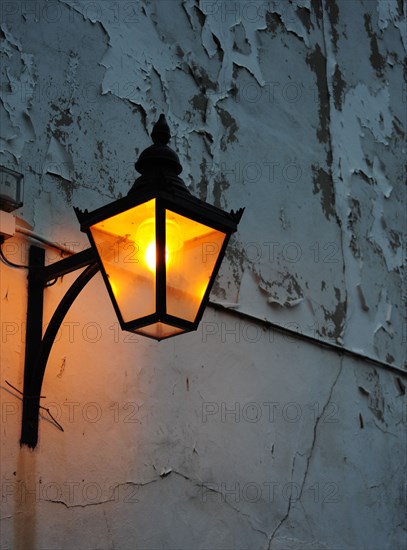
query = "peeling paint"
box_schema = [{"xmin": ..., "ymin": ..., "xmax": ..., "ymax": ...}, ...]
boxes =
[
  {"xmin": 332, "ymin": 63, "xmax": 345, "ymax": 110},
  {"xmin": 306, "ymin": 44, "xmax": 330, "ymax": 145},
  {"xmin": 0, "ymin": 24, "xmax": 36, "ymax": 160},
  {"xmin": 216, "ymin": 106, "xmax": 238, "ymax": 151},
  {"xmin": 212, "ymin": 175, "xmax": 230, "ymax": 209},
  {"xmin": 1, "ymin": 4, "xmax": 406, "ymax": 547},
  {"xmin": 44, "ymin": 136, "xmax": 74, "ymax": 182},
  {"xmin": 320, "ymin": 288, "xmax": 347, "ymax": 341},
  {"xmin": 357, "ymin": 369, "xmax": 385, "ymax": 422},
  {"xmin": 312, "ymin": 165, "xmax": 336, "ymax": 220},
  {"xmin": 356, "ymin": 284, "xmax": 369, "ymax": 312},
  {"xmin": 377, "ymin": 0, "xmax": 407, "ymax": 49},
  {"xmin": 364, "ymin": 13, "xmax": 386, "ymax": 77},
  {"xmin": 325, "ymin": 0, "xmax": 340, "ymax": 52}
]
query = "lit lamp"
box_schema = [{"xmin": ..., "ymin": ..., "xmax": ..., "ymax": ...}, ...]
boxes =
[
  {"xmin": 76, "ymin": 115, "xmax": 243, "ymax": 340},
  {"xmin": 8, "ymin": 114, "xmax": 243, "ymax": 447}
]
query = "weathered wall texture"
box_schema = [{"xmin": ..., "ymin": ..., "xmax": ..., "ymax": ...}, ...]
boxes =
[{"xmin": 1, "ymin": 1, "xmax": 406, "ymax": 549}]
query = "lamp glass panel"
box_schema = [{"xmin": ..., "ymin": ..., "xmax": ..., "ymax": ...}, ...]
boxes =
[
  {"xmin": 165, "ymin": 210, "xmax": 226, "ymax": 321},
  {"xmin": 135, "ymin": 322, "xmax": 185, "ymax": 339},
  {"xmin": 90, "ymin": 199, "xmax": 156, "ymax": 322}
]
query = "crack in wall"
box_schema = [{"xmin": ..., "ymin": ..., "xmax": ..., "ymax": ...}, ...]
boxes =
[
  {"xmin": 42, "ymin": 479, "xmax": 158, "ymax": 509},
  {"xmin": 103, "ymin": 509, "xmax": 114, "ymax": 550},
  {"xmin": 1, "ymin": 3, "xmax": 406, "ymax": 549},
  {"xmin": 266, "ymin": 453, "xmax": 298, "ymax": 549},
  {"xmin": 170, "ymin": 470, "xmax": 270, "ymax": 541},
  {"xmin": 267, "ymin": 359, "xmax": 344, "ymax": 547},
  {"xmin": 40, "ymin": 469, "xmax": 271, "ymax": 543},
  {"xmin": 297, "ymin": 359, "xmax": 344, "ymax": 500}
]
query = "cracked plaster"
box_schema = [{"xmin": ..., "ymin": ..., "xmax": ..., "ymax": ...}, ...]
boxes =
[{"xmin": 0, "ymin": 1, "xmax": 406, "ymax": 548}]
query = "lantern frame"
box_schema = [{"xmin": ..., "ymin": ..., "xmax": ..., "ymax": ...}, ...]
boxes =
[{"xmin": 75, "ymin": 184, "xmax": 242, "ymax": 340}]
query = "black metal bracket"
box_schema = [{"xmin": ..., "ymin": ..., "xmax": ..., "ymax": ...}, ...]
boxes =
[{"xmin": 21, "ymin": 245, "xmax": 99, "ymax": 448}]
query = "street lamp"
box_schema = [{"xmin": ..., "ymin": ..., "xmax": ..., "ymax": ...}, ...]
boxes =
[
  {"xmin": 14, "ymin": 114, "xmax": 243, "ymax": 447},
  {"xmin": 76, "ymin": 115, "xmax": 243, "ymax": 340}
]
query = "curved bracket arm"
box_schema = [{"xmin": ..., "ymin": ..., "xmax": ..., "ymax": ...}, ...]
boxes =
[{"xmin": 21, "ymin": 245, "xmax": 99, "ymax": 448}]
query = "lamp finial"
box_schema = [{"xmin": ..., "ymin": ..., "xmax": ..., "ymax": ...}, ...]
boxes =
[{"xmin": 151, "ymin": 114, "xmax": 170, "ymax": 145}]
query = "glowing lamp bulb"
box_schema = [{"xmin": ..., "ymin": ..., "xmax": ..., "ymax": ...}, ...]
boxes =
[
  {"xmin": 136, "ymin": 218, "xmax": 183, "ymax": 272},
  {"xmin": 145, "ymin": 242, "xmax": 169, "ymax": 271}
]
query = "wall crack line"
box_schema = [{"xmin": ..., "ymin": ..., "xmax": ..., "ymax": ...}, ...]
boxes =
[
  {"xmin": 42, "ymin": 479, "xmax": 158, "ymax": 509},
  {"xmin": 170, "ymin": 470, "xmax": 270, "ymax": 541},
  {"xmin": 298, "ymin": 359, "xmax": 343, "ymax": 503},
  {"xmin": 267, "ymin": 359, "xmax": 343, "ymax": 548}
]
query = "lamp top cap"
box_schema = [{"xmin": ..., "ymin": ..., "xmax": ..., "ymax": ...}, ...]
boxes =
[
  {"xmin": 151, "ymin": 114, "xmax": 171, "ymax": 146},
  {"xmin": 132, "ymin": 113, "xmax": 185, "ymax": 187}
]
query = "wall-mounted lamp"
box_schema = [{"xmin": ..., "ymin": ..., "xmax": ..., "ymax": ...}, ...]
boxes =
[{"xmin": 14, "ymin": 115, "xmax": 243, "ymax": 448}]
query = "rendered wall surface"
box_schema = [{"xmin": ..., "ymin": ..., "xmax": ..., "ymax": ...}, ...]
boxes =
[{"xmin": 0, "ymin": 1, "xmax": 406, "ymax": 549}]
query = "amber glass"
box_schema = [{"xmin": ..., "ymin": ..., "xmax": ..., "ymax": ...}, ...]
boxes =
[
  {"xmin": 89, "ymin": 201, "xmax": 227, "ymax": 338},
  {"xmin": 90, "ymin": 199, "xmax": 156, "ymax": 322},
  {"xmin": 165, "ymin": 210, "xmax": 226, "ymax": 321},
  {"xmin": 135, "ymin": 322, "xmax": 185, "ymax": 339}
]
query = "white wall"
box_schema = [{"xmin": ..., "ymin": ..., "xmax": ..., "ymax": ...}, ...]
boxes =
[{"xmin": 1, "ymin": 1, "xmax": 406, "ymax": 548}]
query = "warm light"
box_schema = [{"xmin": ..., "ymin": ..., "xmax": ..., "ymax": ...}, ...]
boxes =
[
  {"xmin": 137, "ymin": 218, "xmax": 183, "ymax": 271},
  {"xmin": 90, "ymin": 199, "xmax": 158, "ymax": 323},
  {"xmin": 79, "ymin": 112, "xmax": 243, "ymax": 343},
  {"xmin": 145, "ymin": 241, "xmax": 156, "ymax": 271},
  {"xmin": 89, "ymin": 202, "xmax": 229, "ymax": 332},
  {"xmin": 109, "ymin": 279, "xmax": 119, "ymax": 297},
  {"xmin": 165, "ymin": 209, "xmax": 227, "ymax": 322},
  {"xmin": 198, "ymin": 282, "xmax": 209, "ymax": 300},
  {"xmin": 145, "ymin": 241, "xmax": 169, "ymax": 271},
  {"xmin": 17, "ymin": 113, "xmax": 243, "ymax": 451}
]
